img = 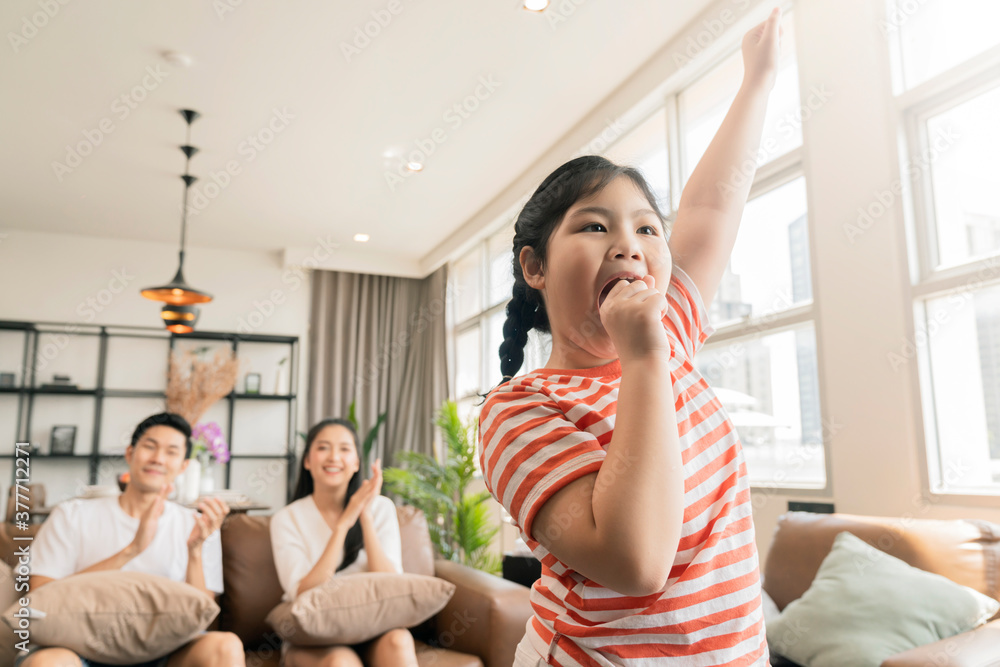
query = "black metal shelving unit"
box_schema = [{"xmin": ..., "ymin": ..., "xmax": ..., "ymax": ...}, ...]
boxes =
[{"xmin": 0, "ymin": 319, "xmax": 299, "ymax": 503}]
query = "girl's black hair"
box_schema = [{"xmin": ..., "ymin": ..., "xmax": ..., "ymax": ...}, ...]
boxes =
[
  {"xmin": 498, "ymin": 155, "xmax": 668, "ymax": 381},
  {"xmin": 292, "ymin": 417, "xmax": 364, "ymax": 573}
]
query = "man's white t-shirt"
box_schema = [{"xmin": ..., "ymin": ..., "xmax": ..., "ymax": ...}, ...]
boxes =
[
  {"xmin": 31, "ymin": 495, "xmax": 224, "ymax": 594},
  {"xmin": 270, "ymin": 494, "xmax": 402, "ymax": 601}
]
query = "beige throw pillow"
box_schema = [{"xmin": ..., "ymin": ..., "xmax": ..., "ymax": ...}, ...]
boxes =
[
  {"xmin": 267, "ymin": 572, "xmax": 456, "ymax": 646},
  {"xmin": 1, "ymin": 571, "xmax": 219, "ymax": 665}
]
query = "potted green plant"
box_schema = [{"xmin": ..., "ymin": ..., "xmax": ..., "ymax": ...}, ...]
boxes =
[
  {"xmin": 383, "ymin": 400, "xmax": 501, "ymax": 574},
  {"xmin": 347, "ymin": 400, "xmax": 387, "ymax": 472}
]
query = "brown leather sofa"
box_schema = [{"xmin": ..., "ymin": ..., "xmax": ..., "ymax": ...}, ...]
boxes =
[
  {"xmin": 0, "ymin": 505, "xmax": 532, "ymax": 667},
  {"xmin": 763, "ymin": 512, "xmax": 1000, "ymax": 667},
  {"xmin": 219, "ymin": 505, "xmax": 533, "ymax": 667}
]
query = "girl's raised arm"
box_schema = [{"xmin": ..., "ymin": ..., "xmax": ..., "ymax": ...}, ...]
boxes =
[{"xmin": 668, "ymin": 7, "xmax": 783, "ymax": 308}]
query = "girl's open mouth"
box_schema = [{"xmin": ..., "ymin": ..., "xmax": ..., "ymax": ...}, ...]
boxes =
[{"xmin": 597, "ymin": 274, "xmax": 641, "ymax": 308}]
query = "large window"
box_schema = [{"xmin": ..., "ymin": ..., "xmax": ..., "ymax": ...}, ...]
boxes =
[
  {"xmin": 890, "ymin": 0, "xmax": 1000, "ymax": 493},
  {"xmin": 449, "ymin": 8, "xmax": 826, "ymax": 489}
]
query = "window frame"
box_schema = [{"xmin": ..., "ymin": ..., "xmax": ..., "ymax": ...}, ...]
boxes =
[{"xmin": 894, "ymin": 27, "xmax": 1000, "ymax": 499}]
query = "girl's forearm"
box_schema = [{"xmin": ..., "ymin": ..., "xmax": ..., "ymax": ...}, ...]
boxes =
[
  {"xmin": 593, "ymin": 355, "xmax": 684, "ymax": 593},
  {"xmin": 296, "ymin": 524, "xmax": 349, "ymax": 596},
  {"xmin": 360, "ymin": 512, "xmax": 396, "ymax": 573},
  {"xmin": 679, "ymin": 81, "xmax": 772, "ymax": 215}
]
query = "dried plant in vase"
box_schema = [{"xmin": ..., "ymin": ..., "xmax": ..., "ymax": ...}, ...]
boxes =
[{"xmin": 165, "ymin": 348, "xmax": 241, "ymax": 425}]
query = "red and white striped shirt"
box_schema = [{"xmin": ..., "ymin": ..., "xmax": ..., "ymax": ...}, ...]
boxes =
[{"xmin": 479, "ymin": 266, "xmax": 769, "ymax": 666}]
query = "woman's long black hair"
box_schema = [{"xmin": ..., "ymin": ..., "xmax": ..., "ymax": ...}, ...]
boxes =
[
  {"xmin": 291, "ymin": 418, "xmax": 364, "ymax": 573},
  {"xmin": 497, "ymin": 155, "xmax": 668, "ymax": 381}
]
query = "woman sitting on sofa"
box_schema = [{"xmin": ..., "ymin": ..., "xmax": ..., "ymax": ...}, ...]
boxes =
[{"xmin": 270, "ymin": 418, "xmax": 418, "ymax": 667}]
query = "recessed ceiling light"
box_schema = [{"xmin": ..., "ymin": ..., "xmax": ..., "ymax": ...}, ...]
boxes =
[
  {"xmin": 405, "ymin": 161, "xmax": 423, "ymax": 172},
  {"xmin": 161, "ymin": 50, "xmax": 194, "ymax": 67},
  {"xmin": 523, "ymin": 0, "xmax": 549, "ymax": 11},
  {"xmin": 354, "ymin": 233, "xmax": 370, "ymax": 243}
]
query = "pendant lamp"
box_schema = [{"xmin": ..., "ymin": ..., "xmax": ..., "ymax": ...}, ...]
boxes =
[{"xmin": 140, "ymin": 109, "xmax": 213, "ymax": 333}]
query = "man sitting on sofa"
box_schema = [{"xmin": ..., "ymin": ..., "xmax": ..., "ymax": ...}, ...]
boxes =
[{"xmin": 17, "ymin": 412, "xmax": 246, "ymax": 667}]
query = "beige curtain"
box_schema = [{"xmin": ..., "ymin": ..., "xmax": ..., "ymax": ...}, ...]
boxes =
[{"xmin": 307, "ymin": 267, "xmax": 449, "ymax": 467}]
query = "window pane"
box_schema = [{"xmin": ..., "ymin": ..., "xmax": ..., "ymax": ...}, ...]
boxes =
[
  {"xmin": 923, "ymin": 285, "xmax": 1000, "ymax": 491},
  {"xmin": 455, "ymin": 326, "xmax": 481, "ymax": 398},
  {"xmin": 452, "ymin": 249, "xmax": 482, "ymax": 323},
  {"xmin": 709, "ymin": 177, "xmax": 810, "ymax": 326},
  {"xmin": 696, "ymin": 324, "xmax": 825, "ymax": 487},
  {"xmin": 891, "ymin": 0, "xmax": 1000, "ymax": 91},
  {"xmin": 927, "ymin": 84, "xmax": 1000, "ymax": 268},
  {"xmin": 488, "ymin": 226, "xmax": 515, "ymax": 307},
  {"xmin": 603, "ymin": 107, "xmax": 670, "ymax": 213},
  {"xmin": 679, "ymin": 11, "xmax": 800, "ymax": 184},
  {"xmin": 486, "ymin": 310, "xmax": 505, "ymax": 388}
]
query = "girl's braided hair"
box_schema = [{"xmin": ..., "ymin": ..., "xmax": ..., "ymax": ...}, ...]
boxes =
[{"xmin": 498, "ymin": 155, "xmax": 667, "ymax": 382}]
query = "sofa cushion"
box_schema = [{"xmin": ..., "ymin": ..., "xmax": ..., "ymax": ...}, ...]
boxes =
[
  {"xmin": 266, "ymin": 572, "xmax": 455, "ymax": 646},
  {"xmin": 766, "ymin": 531, "xmax": 999, "ymax": 667},
  {"xmin": 763, "ymin": 512, "xmax": 1000, "ymax": 618},
  {"xmin": 1, "ymin": 571, "xmax": 219, "ymax": 664},
  {"xmin": 397, "ymin": 505, "xmax": 436, "ymax": 577}
]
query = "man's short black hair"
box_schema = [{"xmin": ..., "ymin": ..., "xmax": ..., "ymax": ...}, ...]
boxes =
[{"xmin": 129, "ymin": 412, "xmax": 193, "ymax": 459}]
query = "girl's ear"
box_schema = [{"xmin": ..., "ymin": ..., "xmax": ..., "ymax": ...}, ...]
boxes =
[{"xmin": 520, "ymin": 246, "xmax": 545, "ymax": 290}]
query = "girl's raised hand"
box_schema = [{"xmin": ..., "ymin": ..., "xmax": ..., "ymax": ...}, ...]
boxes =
[
  {"xmin": 599, "ymin": 275, "xmax": 670, "ymax": 364},
  {"xmin": 741, "ymin": 7, "xmax": 783, "ymax": 92}
]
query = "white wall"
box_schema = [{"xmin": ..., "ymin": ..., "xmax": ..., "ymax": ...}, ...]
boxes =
[{"xmin": 0, "ymin": 228, "xmax": 312, "ymax": 510}]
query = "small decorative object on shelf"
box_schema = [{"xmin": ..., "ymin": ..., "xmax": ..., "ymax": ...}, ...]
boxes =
[
  {"xmin": 41, "ymin": 373, "xmax": 78, "ymax": 391},
  {"xmin": 244, "ymin": 372, "xmax": 261, "ymax": 395},
  {"xmin": 190, "ymin": 421, "xmax": 231, "ymax": 497},
  {"xmin": 118, "ymin": 472, "xmax": 130, "ymax": 492},
  {"xmin": 50, "ymin": 425, "xmax": 77, "ymax": 455},
  {"xmin": 274, "ymin": 357, "xmax": 288, "ymax": 395},
  {"xmin": 0, "ymin": 372, "xmax": 15, "ymax": 388}
]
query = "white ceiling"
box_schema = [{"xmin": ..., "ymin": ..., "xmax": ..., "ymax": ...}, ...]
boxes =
[{"xmin": 1, "ymin": 0, "xmax": 710, "ymax": 276}]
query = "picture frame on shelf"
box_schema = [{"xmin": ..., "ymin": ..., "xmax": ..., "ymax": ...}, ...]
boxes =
[
  {"xmin": 244, "ymin": 372, "xmax": 261, "ymax": 395},
  {"xmin": 0, "ymin": 372, "xmax": 15, "ymax": 388},
  {"xmin": 50, "ymin": 425, "xmax": 77, "ymax": 456}
]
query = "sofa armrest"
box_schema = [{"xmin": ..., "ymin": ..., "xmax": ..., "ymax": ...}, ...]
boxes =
[
  {"xmin": 432, "ymin": 559, "xmax": 533, "ymax": 667},
  {"xmin": 881, "ymin": 620, "xmax": 1000, "ymax": 667}
]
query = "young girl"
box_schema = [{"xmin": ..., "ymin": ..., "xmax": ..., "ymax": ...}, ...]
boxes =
[
  {"xmin": 479, "ymin": 9, "xmax": 783, "ymax": 666},
  {"xmin": 270, "ymin": 418, "xmax": 418, "ymax": 667}
]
